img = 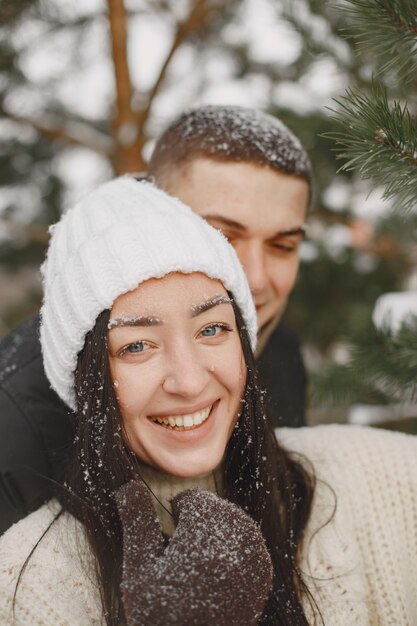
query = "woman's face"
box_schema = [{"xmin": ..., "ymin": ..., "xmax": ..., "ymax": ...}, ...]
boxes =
[{"xmin": 108, "ymin": 272, "xmax": 246, "ymax": 478}]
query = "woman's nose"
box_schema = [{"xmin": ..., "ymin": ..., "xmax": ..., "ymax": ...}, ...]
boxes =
[{"xmin": 162, "ymin": 345, "xmax": 211, "ymax": 397}]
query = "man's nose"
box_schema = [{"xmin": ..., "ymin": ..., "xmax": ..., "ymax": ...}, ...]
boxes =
[
  {"xmin": 162, "ymin": 343, "xmax": 211, "ymax": 397},
  {"xmin": 237, "ymin": 240, "xmax": 269, "ymax": 295}
]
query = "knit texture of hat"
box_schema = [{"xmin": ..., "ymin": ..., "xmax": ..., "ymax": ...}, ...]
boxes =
[{"xmin": 40, "ymin": 176, "xmax": 257, "ymax": 410}]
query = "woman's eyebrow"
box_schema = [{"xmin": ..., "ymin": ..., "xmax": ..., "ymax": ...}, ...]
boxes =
[
  {"xmin": 108, "ymin": 316, "xmax": 163, "ymax": 330},
  {"xmin": 190, "ymin": 295, "xmax": 232, "ymax": 318}
]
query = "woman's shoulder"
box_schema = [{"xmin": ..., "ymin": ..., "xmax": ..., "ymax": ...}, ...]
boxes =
[
  {"xmin": 276, "ymin": 424, "xmax": 417, "ymax": 563},
  {"xmin": 277, "ymin": 423, "xmax": 417, "ymax": 472},
  {"xmin": 277, "ymin": 423, "xmax": 417, "ymax": 509},
  {"xmin": 0, "ymin": 500, "xmax": 63, "ymax": 566},
  {"xmin": 0, "ymin": 500, "xmax": 103, "ymax": 625},
  {"xmin": 277, "ymin": 425, "xmax": 417, "ymax": 625}
]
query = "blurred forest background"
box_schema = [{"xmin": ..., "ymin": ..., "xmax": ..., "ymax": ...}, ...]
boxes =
[{"xmin": 0, "ymin": 0, "xmax": 416, "ymax": 427}]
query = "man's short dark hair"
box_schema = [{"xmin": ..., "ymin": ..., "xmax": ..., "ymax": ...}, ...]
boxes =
[{"xmin": 148, "ymin": 105, "xmax": 312, "ymax": 194}]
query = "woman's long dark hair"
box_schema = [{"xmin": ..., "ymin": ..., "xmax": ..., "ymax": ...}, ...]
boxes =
[{"xmin": 57, "ymin": 300, "xmax": 317, "ymax": 625}]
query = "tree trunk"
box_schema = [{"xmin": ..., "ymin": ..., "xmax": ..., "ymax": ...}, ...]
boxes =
[{"xmin": 107, "ymin": 0, "xmax": 146, "ymax": 174}]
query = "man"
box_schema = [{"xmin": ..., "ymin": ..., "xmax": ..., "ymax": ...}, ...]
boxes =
[
  {"xmin": 0, "ymin": 105, "xmax": 311, "ymax": 533},
  {"xmin": 148, "ymin": 106, "xmax": 310, "ymax": 426}
]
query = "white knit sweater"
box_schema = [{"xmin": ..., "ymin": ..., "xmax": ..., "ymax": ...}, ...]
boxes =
[{"xmin": 1, "ymin": 425, "xmax": 416, "ymax": 625}]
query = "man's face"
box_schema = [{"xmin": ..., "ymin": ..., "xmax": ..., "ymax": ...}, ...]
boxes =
[{"xmin": 161, "ymin": 158, "xmax": 309, "ymax": 330}]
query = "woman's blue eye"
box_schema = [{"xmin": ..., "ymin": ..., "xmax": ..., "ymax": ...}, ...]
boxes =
[
  {"xmin": 125, "ymin": 342, "xmax": 146, "ymax": 353},
  {"xmin": 201, "ymin": 324, "xmax": 230, "ymax": 337},
  {"xmin": 202, "ymin": 326, "xmax": 218, "ymax": 337}
]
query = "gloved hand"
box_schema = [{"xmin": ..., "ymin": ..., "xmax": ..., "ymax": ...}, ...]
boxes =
[{"xmin": 116, "ymin": 479, "xmax": 273, "ymax": 626}]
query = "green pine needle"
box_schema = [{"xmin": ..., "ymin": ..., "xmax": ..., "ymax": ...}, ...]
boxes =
[
  {"xmin": 326, "ymin": 84, "xmax": 417, "ymax": 212},
  {"xmin": 339, "ymin": 0, "xmax": 417, "ymax": 81},
  {"xmin": 311, "ymin": 317, "xmax": 417, "ymax": 407},
  {"xmin": 352, "ymin": 317, "xmax": 417, "ymax": 399}
]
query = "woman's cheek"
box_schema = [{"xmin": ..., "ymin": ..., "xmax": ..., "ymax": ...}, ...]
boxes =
[{"xmin": 111, "ymin": 364, "xmax": 139, "ymax": 413}]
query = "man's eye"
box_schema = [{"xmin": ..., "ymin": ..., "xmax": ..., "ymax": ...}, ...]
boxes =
[{"xmin": 270, "ymin": 242, "xmax": 296, "ymax": 253}]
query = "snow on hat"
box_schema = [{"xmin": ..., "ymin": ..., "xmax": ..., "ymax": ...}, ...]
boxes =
[{"xmin": 40, "ymin": 176, "xmax": 257, "ymax": 410}]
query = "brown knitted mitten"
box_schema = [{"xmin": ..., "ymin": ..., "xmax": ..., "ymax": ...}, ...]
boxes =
[{"xmin": 116, "ymin": 479, "xmax": 273, "ymax": 626}]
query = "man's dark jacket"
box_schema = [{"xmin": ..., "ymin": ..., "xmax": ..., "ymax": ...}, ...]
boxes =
[{"xmin": 0, "ymin": 316, "xmax": 306, "ymax": 535}]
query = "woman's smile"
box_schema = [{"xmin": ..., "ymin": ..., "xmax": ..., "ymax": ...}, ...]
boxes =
[{"xmin": 148, "ymin": 402, "xmax": 213, "ymax": 430}]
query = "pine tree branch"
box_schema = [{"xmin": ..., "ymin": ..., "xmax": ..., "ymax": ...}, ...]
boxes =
[
  {"xmin": 385, "ymin": 4, "xmax": 417, "ymax": 37},
  {"xmin": 340, "ymin": 0, "xmax": 417, "ymax": 82},
  {"xmin": 310, "ymin": 361, "xmax": 387, "ymax": 407},
  {"xmin": 282, "ymin": 0, "xmax": 355, "ymax": 71},
  {"xmin": 353, "ymin": 318, "xmax": 417, "ymax": 399},
  {"xmin": 327, "ymin": 84, "xmax": 417, "ymax": 211},
  {"xmin": 311, "ymin": 317, "xmax": 417, "ymax": 406},
  {"xmin": 0, "ymin": 109, "xmax": 114, "ymax": 156}
]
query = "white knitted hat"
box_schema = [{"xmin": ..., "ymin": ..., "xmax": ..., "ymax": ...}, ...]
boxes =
[{"xmin": 40, "ymin": 176, "xmax": 257, "ymax": 409}]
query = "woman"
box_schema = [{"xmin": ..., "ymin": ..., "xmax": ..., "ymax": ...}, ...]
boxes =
[{"xmin": 1, "ymin": 177, "xmax": 416, "ymax": 626}]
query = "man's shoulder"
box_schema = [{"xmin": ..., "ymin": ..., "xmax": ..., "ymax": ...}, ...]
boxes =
[
  {"xmin": 257, "ymin": 322, "xmax": 306, "ymax": 428},
  {"xmin": 0, "ymin": 316, "xmax": 42, "ymax": 386},
  {"xmin": 0, "ymin": 317, "xmax": 73, "ymax": 533},
  {"xmin": 0, "ymin": 315, "xmax": 66, "ymax": 416},
  {"xmin": 258, "ymin": 322, "xmax": 304, "ymax": 371},
  {"xmin": 267, "ymin": 322, "xmax": 302, "ymax": 353}
]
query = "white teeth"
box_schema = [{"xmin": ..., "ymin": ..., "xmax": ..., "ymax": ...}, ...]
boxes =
[{"xmin": 150, "ymin": 405, "xmax": 212, "ymax": 430}]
